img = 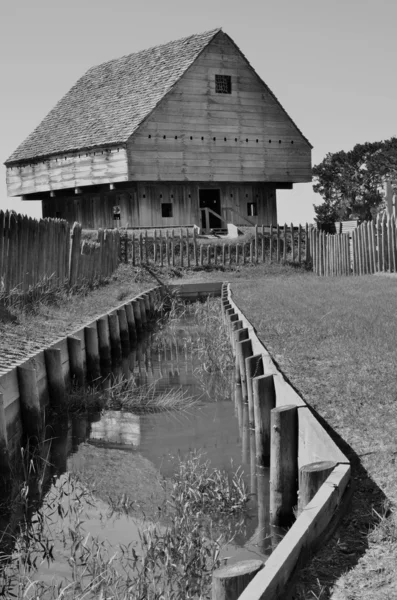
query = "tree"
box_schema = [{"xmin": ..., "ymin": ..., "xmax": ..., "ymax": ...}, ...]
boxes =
[{"xmin": 312, "ymin": 137, "xmax": 397, "ymax": 228}]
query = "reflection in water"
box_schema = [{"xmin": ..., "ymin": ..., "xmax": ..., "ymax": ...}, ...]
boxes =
[
  {"xmin": 90, "ymin": 411, "xmax": 141, "ymax": 447},
  {"xmin": 1, "ymin": 309, "xmax": 274, "ymax": 575}
]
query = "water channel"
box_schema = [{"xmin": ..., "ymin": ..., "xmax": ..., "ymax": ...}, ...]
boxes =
[{"xmin": 0, "ymin": 299, "xmax": 275, "ymax": 593}]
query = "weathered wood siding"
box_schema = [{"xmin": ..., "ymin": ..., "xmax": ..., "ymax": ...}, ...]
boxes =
[
  {"xmin": 6, "ymin": 148, "xmax": 128, "ymax": 197},
  {"xmin": 127, "ymin": 32, "xmax": 311, "ymax": 183},
  {"xmin": 42, "ymin": 182, "xmax": 277, "ymax": 228}
]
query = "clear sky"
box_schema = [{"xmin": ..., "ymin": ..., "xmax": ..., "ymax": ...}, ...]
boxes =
[{"xmin": 1, "ymin": 0, "xmax": 396, "ymax": 224}]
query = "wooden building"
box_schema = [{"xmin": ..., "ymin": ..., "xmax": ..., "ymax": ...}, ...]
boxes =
[{"xmin": 5, "ymin": 29, "xmax": 312, "ymax": 231}]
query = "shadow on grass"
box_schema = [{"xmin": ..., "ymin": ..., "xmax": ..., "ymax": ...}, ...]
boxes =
[{"xmin": 264, "ymin": 347, "xmax": 389, "ymax": 599}]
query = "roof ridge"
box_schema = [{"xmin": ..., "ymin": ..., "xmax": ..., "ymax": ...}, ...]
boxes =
[{"xmin": 86, "ymin": 28, "xmax": 222, "ymax": 73}]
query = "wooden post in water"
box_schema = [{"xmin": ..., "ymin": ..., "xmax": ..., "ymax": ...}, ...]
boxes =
[
  {"xmin": 132, "ymin": 299, "xmax": 142, "ymax": 332},
  {"xmin": 270, "ymin": 405, "xmax": 298, "ymax": 526},
  {"xmin": 97, "ymin": 316, "xmax": 111, "ymax": 367},
  {"xmin": 44, "ymin": 348, "xmax": 66, "ymax": 409},
  {"xmin": 85, "ymin": 325, "xmax": 101, "ymax": 383},
  {"xmin": 222, "ymin": 302, "xmax": 232, "ymax": 323},
  {"xmin": 228, "ymin": 313, "xmax": 239, "ymax": 343},
  {"xmin": 0, "ymin": 393, "xmax": 9, "ymax": 469},
  {"xmin": 231, "ymin": 319, "xmax": 243, "ymax": 353},
  {"xmin": 117, "ymin": 308, "xmax": 130, "ymax": 349},
  {"xmin": 17, "ymin": 366, "xmax": 42, "ymax": 437},
  {"xmin": 298, "ymin": 461, "xmax": 337, "ymax": 515},
  {"xmin": 138, "ymin": 297, "xmax": 147, "ymax": 327},
  {"xmin": 67, "ymin": 336, "xmax": 85, "ymax": 387},
  {"xmin": 124, "ymin": 303, "xmax": 137, "ymax": 342},
  {"xmin": 225, "ymin": 307, "xmax": 235, "ymax": 329},
  {"xmin": 212, "ymin": 560, "xmax": 264, "ymax": 600},
  {"xmin": 236, "ymin": 338, "xmax": 253, "ymax": 403},
  {"xmin": 108, "ymin": 313, "xmax": 122, "ymax": 361},
  {"xmin": 245, "ymin": 354, "xmax": 264, "ymax": 428},
  {"xmin": 143, "ymin": 293, "xmax": 151, "ymax": 317},
  {"xmin": 234, "ymin": 328, "xmax": 249, "ymax": 383},
  {"xmin": 252, "ymin": 374, "xmax": 275, "ymax": 469}
]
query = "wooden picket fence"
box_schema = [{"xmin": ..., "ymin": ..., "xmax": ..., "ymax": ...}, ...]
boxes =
[
  {"xmin": 69, "ymin": 223, "xmax": 120, "ymax": 287},
  {"xmin": 122, "ymin": 224, "xmax": 312, "ymax": 267},
  {"xmin": 0, "ymin": 211, "xmax": 121, "ymax": 295},
  {"xmin": 311, "ymin": 214, "xmax": 397, "ymax": 276}
]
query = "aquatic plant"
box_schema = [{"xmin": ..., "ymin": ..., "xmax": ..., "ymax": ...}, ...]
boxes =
[
  {"xmin": 0, "ymin": 448, "xmax": 249, "ymax": 600},
  {"xmin": 63, "ymin": 377, "xmax": 197, "ymax": 416},
  {"xmin": 107, "ymin": 378, "xmax": 197, "ymax": 414}
]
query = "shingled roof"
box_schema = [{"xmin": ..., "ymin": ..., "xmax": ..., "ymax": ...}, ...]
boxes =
[{"xmin": 6, "ymin": 28, "xmax": 221, "ymax": 165}]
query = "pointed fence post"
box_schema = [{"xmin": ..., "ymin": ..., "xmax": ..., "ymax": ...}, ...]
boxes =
[{"xmin": 69, "ymin": 222, "xmax": 82, "ymax": 287}]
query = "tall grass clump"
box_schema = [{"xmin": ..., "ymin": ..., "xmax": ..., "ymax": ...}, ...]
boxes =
[
  {"xmin": 0, "ymin": 449, "xmax": 249, "ymax": 600},
  {"xmin": 62, "ymin": 378, "xmax": 197, "ymax": 416},
  {"xmin": 184, "ymin": 298, "xmax": 234, "ymax": 401},
  {"xmin": 0, "ymin": 275, "xmax": 104, "ymax": 315}
]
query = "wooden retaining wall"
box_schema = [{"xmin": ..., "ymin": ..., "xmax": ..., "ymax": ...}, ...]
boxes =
[
  {"xmin": 0, "ymin": 282, "xmax": 222, "ymax": 466},
  {"xmin": 0, "ymin": 285, "xmax": 162, "ymax": 464},
  {"xmin": 221, "ymin": 283, "xmax": 351, "ymax": 600}
]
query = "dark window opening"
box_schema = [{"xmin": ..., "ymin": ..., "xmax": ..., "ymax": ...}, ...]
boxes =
[
  {"xmin": 247, "ymin": 202, "xmax": 257, "ymax": 217},
  {"xmin": 162, "ymin": 203, "xmax": 173, "ymax": 218},
  {"xmin": 215, "ymin": 74, "xmax": 232, "ymax": 94}
]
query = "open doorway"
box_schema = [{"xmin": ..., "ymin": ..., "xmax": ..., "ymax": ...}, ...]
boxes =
[{"xmin": 199, "ymin": 189, "xmax": 221, "ymax": 231}]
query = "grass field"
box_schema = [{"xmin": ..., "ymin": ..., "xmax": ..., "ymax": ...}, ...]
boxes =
[{"xmin": 232, "ymin": 271, "xmax": 397, "ymax": 599}]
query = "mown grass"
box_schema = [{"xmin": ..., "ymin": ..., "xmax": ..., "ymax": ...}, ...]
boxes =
[{"xmin": 231, "ymin": 272, "xmax": 397, "ymax": 599}]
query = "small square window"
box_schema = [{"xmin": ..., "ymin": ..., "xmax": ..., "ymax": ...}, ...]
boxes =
[
  {"xmin": 162, "ymin": 203, "xmax": 173, "ymax": 218},
  {"xmin": 247, "ymin": 202, "xmax": 257, "ymax": 217},
  {"xmin": 215, "ymin": 74, "xmax": 232, "ymax": 94}
]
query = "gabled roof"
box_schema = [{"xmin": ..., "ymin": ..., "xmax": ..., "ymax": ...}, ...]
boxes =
[
  {"xmin": 6, "ymin": 28, "xmax": 221, "ymax": 165},
  {"xmin": 6, "ymin": 27, "xmax": 312, "ymax": 166}
]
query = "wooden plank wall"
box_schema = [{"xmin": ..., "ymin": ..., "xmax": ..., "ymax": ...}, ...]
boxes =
[
  {"xmin": 311, "ymin": 215, "xmax": 397, "ymax": 276},
  {"xmin": 0, "ymin": 211, "xmax": 120, "ymax": 296},
  {"xmin": 6, "ymin": 148, "xmax": 129, "ymax": 197},
  {"xmin": 123, "ymin": 224, "xmax": 311, "ymax": 267},
  {"xmin": 127, "ymin": 32, "xmax": 311, "ymax": 184},
  {"xmin": 42, "ymin": 182, "xmax": 277, "ymax": 228}
]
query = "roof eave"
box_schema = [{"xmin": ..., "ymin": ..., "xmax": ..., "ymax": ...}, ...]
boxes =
[{"xmin": 4, "ymin": 142, "xmax": 128, "ymax": 168}]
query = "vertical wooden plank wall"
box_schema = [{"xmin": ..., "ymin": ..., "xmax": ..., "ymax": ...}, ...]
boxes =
[
  {"xmin": 125, "ymin": 225, "xmax": 312, "ymax": 268},
  {"xmin": 309, "ymin": 214, "xmax": 397, "ymax": 276},
  {"xmin": 0, "ymin": 211, "xmax": 121, "ymax": 296}
]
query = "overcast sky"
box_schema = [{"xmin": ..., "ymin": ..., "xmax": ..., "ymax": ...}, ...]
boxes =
[{"xmin": 1, "ymin": 0, "xmax": 396, "ymax": 224}]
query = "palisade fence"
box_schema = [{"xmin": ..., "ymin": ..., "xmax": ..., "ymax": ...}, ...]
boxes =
[
  {"xmin": 311, "ymin": 214, "xmax": 397, "ymax": 276},
  {"xmin": 0, "ymin": 211, "xmax": 120, "ymax": 295},
  {"xmin": 122, "ymin": 224, "xmax": 312, "ymax": 268}
]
